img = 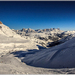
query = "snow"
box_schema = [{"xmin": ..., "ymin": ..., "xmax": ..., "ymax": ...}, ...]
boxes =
[
  {"xmin": 0, "ymin": 23, "xmax": 75, "ymax": 73},
  {"xmin": 22, "ymin": 37, "xmax": 75, "ymax": 68},
  {"xmin": 0, "ymin": 24, "xmax": 39, "ymax": 56},
  {"xmin": 0, "ymin": 24, "xmax": 22, "ymax": 38}
]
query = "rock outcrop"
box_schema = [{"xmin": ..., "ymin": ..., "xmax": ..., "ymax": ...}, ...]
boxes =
[{"xmin": 0, "ymin": 21, "xmax": 3, "ymax": 24}]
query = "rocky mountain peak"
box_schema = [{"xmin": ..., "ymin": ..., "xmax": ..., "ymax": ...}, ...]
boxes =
[{"xmin": 0, "ymin": 21, "xmax": 3, "ymax": 24}]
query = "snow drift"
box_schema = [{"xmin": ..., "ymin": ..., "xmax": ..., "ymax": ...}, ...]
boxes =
[{"xmin": 22, "ymin": 37, "xmax": 75, "ymax": 68}]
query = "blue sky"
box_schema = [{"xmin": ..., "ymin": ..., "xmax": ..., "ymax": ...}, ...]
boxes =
[{"xmin": 0, "ymin": 1, "xmax": 75, "ymax": 31}]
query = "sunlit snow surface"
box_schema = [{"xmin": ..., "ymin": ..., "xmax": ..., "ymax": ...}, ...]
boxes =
[{"xmin": 0, "ymin": 23, "xmax": 75, "ymax": 74}]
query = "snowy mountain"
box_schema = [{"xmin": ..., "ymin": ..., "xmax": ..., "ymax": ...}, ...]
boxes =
[
  {"xmin": 0, "ymin": 21, "xmax": 75, "ymax": 73},
  {"xmin": 22, "ymin": 37, "xmax": 75, "ymax": 68},
  {"xmin": 13, "ymin": 28, "xmax": 62, "ymax": 34},
  {"xmin": 0, "ymin": 22, "xmax": 38, "ymax": 55},
  {"xmin": 0, "ymin": 22, "xmax": 22, "ymax": 38}
]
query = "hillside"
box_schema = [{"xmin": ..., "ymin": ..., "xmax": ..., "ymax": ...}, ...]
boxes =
[
  {"xmin": 0, "ymin": 22, "xmax": 75, "ymax": 74},
  {"xmin": 22, "ymin": 37, "xmax": 75, "ymax": 68}
]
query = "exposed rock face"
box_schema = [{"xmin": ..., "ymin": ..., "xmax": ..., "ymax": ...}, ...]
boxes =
[
  {"xmin": 13, "ymin": 28, "xmax": 61, "ymax": 34},
  {"xmin": 0, "ymin": 26, "xmax": 2, "ymax": 29},
  {"xmin": 0, "ymin": 21, "xmax": 3, "ymax": 24},
  {"xmin": 21, "ymin": 28, "xmax": 26, "ymax": 32}
]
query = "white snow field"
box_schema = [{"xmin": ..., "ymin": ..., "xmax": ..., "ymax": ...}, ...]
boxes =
[{"xmin": 0, "ymin": 22, "xmax": 75, "ymax": 74}]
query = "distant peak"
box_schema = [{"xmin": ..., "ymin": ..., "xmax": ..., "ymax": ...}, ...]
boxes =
[{"xmin": 0, "ymin": 21, "xmax": 3, "ymax": 24}]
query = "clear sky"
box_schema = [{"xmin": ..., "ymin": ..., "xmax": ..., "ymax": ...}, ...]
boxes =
[{"xmin": 0, "ymin": 1, "xmax": 75, "ymax": 31}]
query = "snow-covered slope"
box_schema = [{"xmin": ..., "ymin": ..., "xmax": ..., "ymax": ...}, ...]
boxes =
[
  {"xmin": 1, "ymin": 22, "xmax": 75, "ymax": 68},
  {"xmin": 0, "ymin": 23, "xmax": 38, "ymax": 56},
  {"xmin": 59, "ymin": 31, "xmax": 75, "ymax": 43},
  {"xmin": 0, "ymin": 24, "xmax": 22, "ymax": 38},
  {"xmin": 22, "ymin": 37, "xmax": 75, "ymax": 68}
]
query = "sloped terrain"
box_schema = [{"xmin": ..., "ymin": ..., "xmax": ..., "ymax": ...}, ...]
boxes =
[
  {"xmin": 22, "ymin": 37, "xmax": 75, "ymax": 68},
  {"xmin": 0, "ymin": 23, "xmax": 38, "ymax": 56},
  {"xmin": 0, "ymin": 22, "xmax": 75, "ymax": 74},
  {"xmin": 13, "ymin": 28, "xmax": 75, "ymax": 48},
  {"xmin": 1, "ymin": 52, "xmax": 75, "ymax": 74},
  {"xmin": 0, "ymin": 24, "xmax": 21, "ymax": 38}
]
